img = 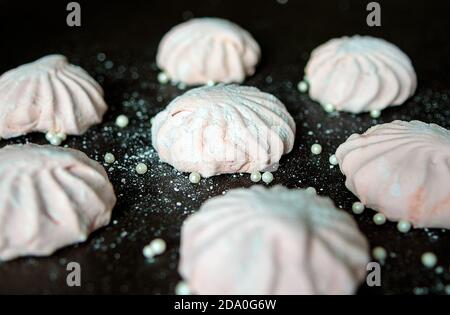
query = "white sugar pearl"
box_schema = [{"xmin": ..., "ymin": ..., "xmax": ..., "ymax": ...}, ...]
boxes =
[
  {"xmin": 49, "ymin": 136, "xmax": 62, "ymax": 146},
  {"xmin": 445, "ymin": 284, "xmax": 450, "ymax": 295},
  {"xmin": 250, "ymin": 171, "xmax": 261, "ymax": 183},
  {"xmin": 372, "ymin": 246, "xmax": 387, "ymax": 262},
  {"xmin": 206, "ymin": 80, "xmax": 215, "ymax": 87},
  {"xmin": 329, "ymin": 154, "xmax": 339, "ymax": 165},
  {"xmin": 311, "ymin": 143, "xmax": 322, "ymax": 155},
  {"xmin": 78, "ymin": 233, "xmax": 88, "ymax": 242},
  {"xmin": 305, "ymin": 187, "xmax": 316, "ymax": 195},
  {"xmin": 323, "ymin": 103, "xmax": 335, "ymax": 113},
  {"xmin": 56, "ymin": 132, "xmax": 67, "ymax": 141},
  {"xmin": 373, "ymin": 213, "xmax": 386, "ymax": 225},
  {"xmin": 104, "ymin": 153, "xmax": 115, "ymax": 164},
  {"xmin": 421, "ymin": 252, "xmax": 437, "ymax": 268},
  {"xmin": 115, "ymin": 115, "xmax": 129, "ymax": 128},
  {"xmin": 149, "ymin": 238, "xmax": 166, "ymax": 256},
  {"xmin": 352, "ymin": 202, "xmax": 365, "ymax": 214},
  {"xmin": 135, "ymin": 163, "xmax": 148, "ymax": 174},
  {"xmin": 142, "ymin": 245, "xmax": 154, "ymax": 258},
  {"xmin": 157, "ymin": 72, "xmax": 169, "ymax": 84},
  {"xmin": 189, "ymin": 172, "xmax": 201, "ymax": 184},
  {"xmin": 261, "ymin": 171, "xmax": 274, "ymax": 184},
  {"xmin": 45, "ymin": 132, "xmax": 56, "ymax": 142},
  {"xmin": 46, "ymin": 131, "xmax": 67, "ymax": 145},
  {"xmin": 175, "ymin": 281, "xmax": 191, "ymax": 295},
  {"xmin": 370, "ymin": 109, "xmax": 381, "ymax": 118},
  {"xmin": 397, "ymin": 220, "xmax": 412, "ymax": 233},
  {"xmin": 297, "ymin": 80, "xmax": 308, "ymax": 93},
  {"xmin": 177, "ymin": 82, "xmax": 186, "ymax": 90}
]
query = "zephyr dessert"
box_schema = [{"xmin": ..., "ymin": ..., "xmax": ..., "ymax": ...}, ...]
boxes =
[
  {"xmin": 336, "ymin": 120, "xmax": 450, "ymax": 229},
  {"xmin": 157, "ymin": 18, "xmax": 260, "ymax": 85},
  {"xmin": 151, "ymin": 84, "xmax": 296, "ymax": 177},
  {"xmin": 305, "ymin": 35, "xmax": 417, "ymax": 113},
  {"xmin": 0, "ymin": 144, "xmax": 116, "ymax": 261},
  {"xmin": 0, "ymin": 54, "xmax": 107, "ymax": 139},
  {"xmin": 179, "ymin": 185, "xmax": 369, "ymax": 295}
]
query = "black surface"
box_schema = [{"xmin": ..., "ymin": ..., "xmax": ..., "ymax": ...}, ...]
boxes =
[{"xmin": 0, "ymin": 0, "xmax": 449, "ymax": 294}]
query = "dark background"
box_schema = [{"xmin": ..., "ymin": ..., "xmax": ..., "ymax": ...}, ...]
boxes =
[{"xmin": 0, "ymin": 0, "xmax": 449, "ymax": 294}]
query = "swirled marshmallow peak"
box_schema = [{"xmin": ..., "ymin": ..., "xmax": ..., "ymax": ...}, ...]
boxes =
[
  {"xmin": 0, "ymin": 54, "xmax": 108, "ymax": 139},
  {"xmin": 0, "ymin": 144, "xmax": 116, "ymax": 261},
  {"xmin": 151, "ymin": 84, "xmax": 296, "ymax": 177},
  {"xmin": 305, "ymin": 35, "xmax": 417, "ymax": 113},
  {"xmin": 179, "ymin": 185, "xmax": 369, "ymax": 295},
  {"xmin": 336, "ymin": 120, "xmax": 450, "ymax": 229},
  {"xmin": 156, "ymin": 18, "xmax": 261, "ymax": 85}
]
